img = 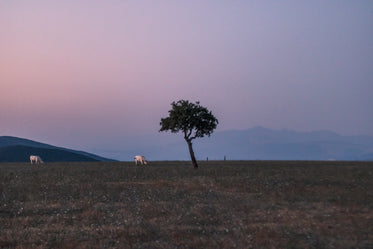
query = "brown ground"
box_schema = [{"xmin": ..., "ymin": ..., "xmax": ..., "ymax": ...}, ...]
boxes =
[{"xmin": 1, "ymin": 161, "xmax": 372, "ymax": 248}]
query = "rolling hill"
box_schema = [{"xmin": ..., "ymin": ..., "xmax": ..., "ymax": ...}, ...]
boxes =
[{"xmin": 0, "ymin": 136, "xmax": 114, "ymax": 162}]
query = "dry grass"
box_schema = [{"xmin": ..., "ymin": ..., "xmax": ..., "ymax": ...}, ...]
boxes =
[{"xmin": 0, "ymin": 160, "xmax": 372, "ymax": 248}]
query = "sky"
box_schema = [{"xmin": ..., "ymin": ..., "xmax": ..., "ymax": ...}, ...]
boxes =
[{"xmin": 1, "ymin": 1, "xmax": 373, "ymax": 159}]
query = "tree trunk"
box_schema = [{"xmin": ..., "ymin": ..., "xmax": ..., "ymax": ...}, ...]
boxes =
[{"xmin": 186, "ymin": 139, "xmax": 198, "ymax": 169}]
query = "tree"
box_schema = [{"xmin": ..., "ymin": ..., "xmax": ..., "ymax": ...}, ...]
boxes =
[{"xmin": 159, "ymin": 100, "xmax": 218, "ymax": 169}]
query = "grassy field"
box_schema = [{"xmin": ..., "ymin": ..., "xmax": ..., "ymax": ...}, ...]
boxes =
[{"xmin": 0, "ymin": 160, "xmax": 372, "ymax": 249}]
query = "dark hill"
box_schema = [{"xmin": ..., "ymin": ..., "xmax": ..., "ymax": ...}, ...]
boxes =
[
  {"xmin": 0, "ymin": 136, "xmax": 55, "ymax": 149},
  {"xmin": 0, "ymin": 136, "xmax": 114, "ymax": 162},
  {"xmin": 0, "ymin": 145, "xmax": 100, "ymax": 162}
]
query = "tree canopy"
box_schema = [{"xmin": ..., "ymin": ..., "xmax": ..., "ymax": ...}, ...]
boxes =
[{"xmin": 159, "ymin": 100, "xmax": 218, "ymax": 168}]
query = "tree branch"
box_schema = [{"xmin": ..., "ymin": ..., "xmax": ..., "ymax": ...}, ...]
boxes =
[{"xmin": 186, "ymin": 129, "xmax": 193, "ymax": 139}]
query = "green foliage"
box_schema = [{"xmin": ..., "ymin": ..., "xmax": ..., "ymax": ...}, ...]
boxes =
[{"xmin": 159, "ymin": 100, "xmax": 218, "ymax": 141}]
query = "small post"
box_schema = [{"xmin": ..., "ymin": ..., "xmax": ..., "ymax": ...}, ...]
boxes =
[
  {"xmin": 224, "ymin": 156, "xmax": 226, "ymax": 161},
  {"xmin": 206, "ymin": 157, "xmax": 208, "ymax": 161}
]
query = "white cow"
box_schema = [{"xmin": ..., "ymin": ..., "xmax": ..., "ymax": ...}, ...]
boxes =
[
  {"xmin": 134, "ymin": 155, "xmax": 147, "ymax": 165},
  {"xmin": 30, "ymin": 155, "xmax": 44, "ymax": 164}
]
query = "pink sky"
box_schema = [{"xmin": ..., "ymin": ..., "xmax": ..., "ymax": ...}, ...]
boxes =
[{"xmin": 1, "ymin": 1, "xmax": 372, "ymax": 155}]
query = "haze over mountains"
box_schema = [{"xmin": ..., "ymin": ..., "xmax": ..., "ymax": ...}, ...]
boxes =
[
  {"xmin": 1, "ymin": 127, "xmax": 373, "ymax": 162},
  {"xmin": 195, "ymin": 127, "xmax": 373, "ymax": 161},
  {"xmin": 92, "ymin": 127, "xmax": 373, "ymax": 161}
]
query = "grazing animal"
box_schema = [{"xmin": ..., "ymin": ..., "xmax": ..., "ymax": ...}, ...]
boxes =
[
  {"xmin": 30, "ymin": 155, "xmax": 44, "ymax": 164},
  {"xmin": 134, "ymin": 155, "xmax": 147, "ymax": 165}
]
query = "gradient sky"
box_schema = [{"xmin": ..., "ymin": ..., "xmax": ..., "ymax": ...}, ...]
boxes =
[{"xmin": 1, "ymin": 1, "xmax": 373, "ymax": 157}]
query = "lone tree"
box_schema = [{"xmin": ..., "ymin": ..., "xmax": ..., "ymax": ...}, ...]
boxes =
[{"xmin": 159, "ymin": 100, "xmax": 218, "ymax": 169}]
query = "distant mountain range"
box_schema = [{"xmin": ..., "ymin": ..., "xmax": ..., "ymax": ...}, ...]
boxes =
[
  {"xmin": 195, "ymin": 127, "xmax": 373, "ymax": 161},
  {"xmin": 2, "ymin": 127, "xmax": 373, "ymax": 162},
  {"xmin": 110, "ymin": 127, "xmax": 373, "ymax": 161},
  {"xmin": 0, "ymin": 136, "xmax": 114, "ymax": 162}
]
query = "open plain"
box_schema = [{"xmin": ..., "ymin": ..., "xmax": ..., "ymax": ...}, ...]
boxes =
[{"xmin": 1, "ymin": 161, "xmax": 372, "ymax": 249}]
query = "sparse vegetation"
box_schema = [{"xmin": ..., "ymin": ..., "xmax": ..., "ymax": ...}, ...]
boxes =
[{"xmin": 0, "ymin": 161, "xmax": 372, "ymax": 248}]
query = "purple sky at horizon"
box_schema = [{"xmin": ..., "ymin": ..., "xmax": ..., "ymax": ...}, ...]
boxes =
[{"xmin": 1, "ymin": 1, "xmax": 373, "ymax": 156}]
